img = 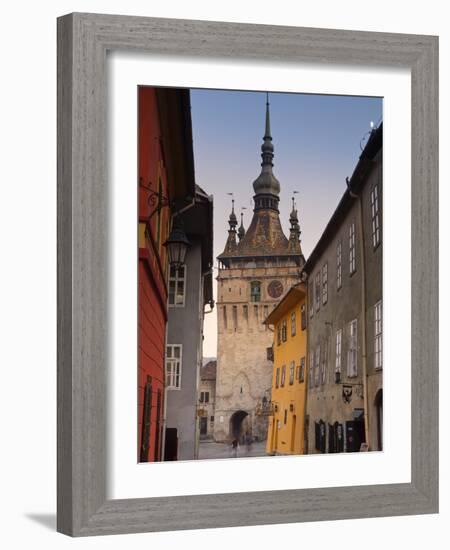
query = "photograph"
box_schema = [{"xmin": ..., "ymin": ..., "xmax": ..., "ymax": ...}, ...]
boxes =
[{"xmin": 138, "ymin": 86, "xmax": 382, "ymax": 462}]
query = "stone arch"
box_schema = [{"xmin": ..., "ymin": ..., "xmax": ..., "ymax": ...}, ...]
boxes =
[{"xmin": 229, "ymin": 410, "xmax": 250, "ymax": 442}]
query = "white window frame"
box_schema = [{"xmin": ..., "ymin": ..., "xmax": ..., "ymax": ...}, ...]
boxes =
[
  {"xmin": 374, "ymin": 300, "xmax": 383, "ymax": 370},
  {"xmin": 299, "ymin": 356, "xmax": 305, "ymax": 382},
  {"xmin": 371, "ymin": 184, "xmax": 381, "ymax": 248},
  {"xmin": 349, "ymin": 222, "xmax": 356, "ymax": 275},
  {"xmin": 168, "ymin": 265, "xmax": 186, "ymax": 307},
  {"xmin": 336, "ymin": 241, "xmax": 342, "ymax": 289},
  {"xmin": 166, "ymin": 344, "xmax": 182, "ymax": 390},
  {"xmin": 335, "ymin": 329, "xmax": 342, "ymax": 373},
  {"xmin": 291, "ymin": 311, "xmax": 296, "ymax": 337},
  {"xmin": 322, "ymin": 262, "xmax": 328, "ymax": 305},
  {"xmin": 315, "ymin": 271, "xmax": 321, "ymax": 311},
  {"xmin": 289, "ymin": 361, "xmax": 295, "ymax": 385},
  {"xmin": 347, "ymin": 319, "xmax": 358, "ymax": 377}
]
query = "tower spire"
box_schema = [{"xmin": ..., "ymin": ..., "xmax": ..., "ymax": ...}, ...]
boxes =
[{"xmin": 252, "ymin": 93, "xmax": 280, "ymax": 210}]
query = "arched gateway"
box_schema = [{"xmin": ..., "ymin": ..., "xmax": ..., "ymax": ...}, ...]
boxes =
[{"xmin": 230, "ymin": 410, "xmax": 250, "ymax": 441}]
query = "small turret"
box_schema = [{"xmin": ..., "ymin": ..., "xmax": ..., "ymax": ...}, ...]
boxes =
[
  {"xmin": 222, "ymin": 198, "xmax": 238, "ymax": 254},
  {"xmin": 238, "ymin": 211, "xmax": 246, "ymax": 241},
  {"xmin": 288, "ymin": 196, "xmax": 302, "ymax": 254}
]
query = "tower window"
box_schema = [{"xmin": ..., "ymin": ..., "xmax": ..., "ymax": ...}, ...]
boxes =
[{"xmin": 250, "ymin": 281, "xmax": 261, "ymax": 302}]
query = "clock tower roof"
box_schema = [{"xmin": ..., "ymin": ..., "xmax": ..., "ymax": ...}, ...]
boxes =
[{"xmin": 218, "ymin": 95, "xmax": 304, "ymax": 266}]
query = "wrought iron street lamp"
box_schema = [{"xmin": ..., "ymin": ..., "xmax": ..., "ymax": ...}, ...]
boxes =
[{"xmin": 163, "ymin": 216, "xmax": 190, "ymax": 270}]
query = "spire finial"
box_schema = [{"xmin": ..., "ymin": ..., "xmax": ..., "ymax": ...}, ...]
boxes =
[{"xmin": 264, "ymin": 92, "xmax": 271, "ymax": 139}]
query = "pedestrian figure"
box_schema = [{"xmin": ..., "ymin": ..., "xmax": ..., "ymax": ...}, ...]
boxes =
[
  {"xmin": 231, "ymin": 438, "xmax": 239, "ymax": 458},
  {"xmin": 245, "ymin": 431, "xmax": 253, "ymax": 453}
]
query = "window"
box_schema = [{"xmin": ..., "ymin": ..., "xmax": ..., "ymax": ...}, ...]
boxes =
[
  {"xmin": 166, "ymin": 345, "xmax": 182, "ymax": 389},
  {"xmin": 299, "ymin": 357, "xmax": 305, "ymax": 382},
  {"xmin": 284, "ymin": 409, "xmax": 288, "ymax": 425},
  {"xmin": 291, "ymin": 311, "xmax": 296, "ymax": 337},
  {"xmin": 309, "ymin": 282, "xmax": 314, "ymax": 318},
  {"xmin": 374, "ymin": 301, "xmax": 382, "ymax": 369},
  {"xmin": 281, "ymin": 365, "xmax": 286, "ymax": 387},
  {"xmin": 335, "ymin": 329, "xmax": 342, "ymax": 374},
  {"xmin": 243, "ymin": 305, "xmax": 248, "ymax": 323},
  {"xmin": 315, "ymin": 272, "xmax": 321, "ymax": 311},
  {"xmin": 371, "ymin": 184, "xmax": 381, "ymax": 248},
  {"xmin": 277, "ymin": 323, "xmax": 281, "ymax": 346},
  {"xmin": 223, "ymin": 306, "xmax": 227, "ymax": 329},
  {"xmin": 347, "ymin": 319, "xmax": 358, "ymax": 377},
  {"xmin": 289, "ymin": 361, "xmax": 295, "ymax": 385},
  {"xmin": 232, "ymin": 305, "xmax": 238, "ymax": 331},
  {"xmin": 349, "ymin": 222, "xmax": 356, "ymax": 274},
  {"xmin": 309, "ymin": 353, "xmax": 314, "ymax": 389},
  {"xmin": 337, "ymin": 241, "xmax": 342, "ymax": 289},
  {"xmin": 301, "ymin": 304, "xmax": 307, "ymax": 330},
  {"xmin": 250, "ymin": 281, "xmax": 261, "ymax": 302},
  {"xmin": 282, "ymin": 319, "xmax": 287, "ymax": 342},
  {"xmin": 314, "ymin": 345, "xmax": 320, "ymax": 387},
  {"xmin": 321, "ymin": 343, "xmax": 327, "ymax": 385},
  {"xmin": 199, "ymin": 391, "xmax": 210, "ymax": 403},
  {"xmin": 275, "ymin": 367, "xmax": 280, "ymax": 388},
  {"xmin": 168, "ymin": 265, "xmax": 186, "ymax": 306},
  {"xmin": 322, "ymin": 263, "xmax": 328, "ymax": 305},
  {"xmin": 210, "ymin": 416, "xmax": 214, "ymax": 422}
]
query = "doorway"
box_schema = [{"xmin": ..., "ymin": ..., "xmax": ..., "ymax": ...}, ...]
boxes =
[
  {"xmin": 375, "ymin": 389, "xmax": 383, "ymax": 451},
  {"xmin": 199, "ymin": 416, "xmax": 208, "ymax": 438},
  {"xmin": 230, "ymin": 410, "xmax": 249, "ymax": 442}
]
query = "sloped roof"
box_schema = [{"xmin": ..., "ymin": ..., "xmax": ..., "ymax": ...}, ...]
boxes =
[{"xmin": 200, "ymin": 360, "xmax": 217, "ymax": 381}]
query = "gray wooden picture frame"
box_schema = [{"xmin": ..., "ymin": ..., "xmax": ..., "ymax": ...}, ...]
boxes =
[{"xmin": 57, "ymin": 12, "xmax": 438, "ymax": 537}]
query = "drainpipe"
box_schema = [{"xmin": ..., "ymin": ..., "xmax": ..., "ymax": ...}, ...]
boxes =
[{"xmin": 348, "ymin": 183, "xmax": 370, "ymax": 448}]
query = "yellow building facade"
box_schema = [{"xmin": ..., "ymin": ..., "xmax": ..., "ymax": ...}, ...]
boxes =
[{"xmin": 265, "ymin": 283, "xmax": 307, "ymax": 455}]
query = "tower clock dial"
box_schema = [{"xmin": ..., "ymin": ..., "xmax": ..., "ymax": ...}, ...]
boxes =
[{"xmin": 268, "ymin": 279, "xmax": 284, "ymax": 299}]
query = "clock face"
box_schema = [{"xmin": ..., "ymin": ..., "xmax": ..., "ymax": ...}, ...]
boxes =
[{"xmin": 268, "ymin": 280, "xmax": 284, "ymax": 299}]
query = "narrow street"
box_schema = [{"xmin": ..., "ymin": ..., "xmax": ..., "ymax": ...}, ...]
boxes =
[{"xmin": 198, "ymin": 439, "xmax": 268, "ymax": 460}]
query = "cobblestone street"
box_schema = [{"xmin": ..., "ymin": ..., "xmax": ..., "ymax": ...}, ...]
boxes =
[{"xmin": 198, "ymin": 439, "xmax": 268, "ymax": 460}]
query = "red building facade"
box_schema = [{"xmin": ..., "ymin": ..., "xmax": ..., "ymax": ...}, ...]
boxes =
[{"xmin": 138, "ymin": 87, "xmax": 196, "ymax": 461}]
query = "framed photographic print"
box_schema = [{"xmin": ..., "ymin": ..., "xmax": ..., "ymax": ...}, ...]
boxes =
[{"xmin": 57, "ymin": 13, "xmax": 438, "ymax": 536}]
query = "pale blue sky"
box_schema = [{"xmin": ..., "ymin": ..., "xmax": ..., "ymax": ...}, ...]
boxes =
[{"xmin": 189, "ymin": 89, "xmax": 382, "ymax": 357}]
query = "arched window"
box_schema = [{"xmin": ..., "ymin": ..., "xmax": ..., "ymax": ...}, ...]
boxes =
[{"xmin": 250, "ymin": 281, "xmax": 261, "ymax": 302}]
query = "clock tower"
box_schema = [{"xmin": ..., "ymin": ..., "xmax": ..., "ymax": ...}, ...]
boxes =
[{"xmin": 214, "ymin": 97, "xmax": 305, "ymax": 443}]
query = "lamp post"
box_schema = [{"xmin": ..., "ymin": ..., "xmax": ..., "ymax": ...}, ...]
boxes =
[{"xmin": 163, "ymin": 216, "xmax": 190, "ymax": 271}]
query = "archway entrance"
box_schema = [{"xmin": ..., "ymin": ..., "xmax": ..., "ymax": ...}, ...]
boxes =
[
  {"xmin": 375, "ymin": 389, "xmax": 383, "ymax": 451},
  {"xmin": 230, "ymin": 410, "xmax": 249, "ymax": 442}
]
